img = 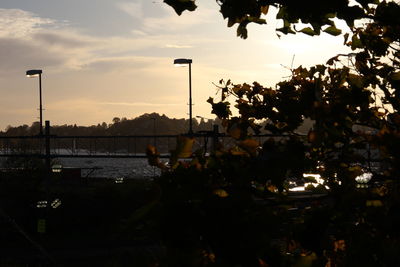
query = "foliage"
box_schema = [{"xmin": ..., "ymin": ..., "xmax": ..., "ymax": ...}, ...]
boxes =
[
  {"xmin": 143, "ymin": 0, "xmax": 400, "ymax": 265},
  {"xmin": 164, "ymin": 0, "xmax": 380, "ymax": 38}
]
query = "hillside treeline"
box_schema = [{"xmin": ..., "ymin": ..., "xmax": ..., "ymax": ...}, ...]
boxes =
[{"xmin": 1, "ymin": 113, "xmax": 219, "ymax": 136}]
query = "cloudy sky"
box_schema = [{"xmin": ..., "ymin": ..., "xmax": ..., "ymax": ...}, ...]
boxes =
[{"xmin": 0, "ymin": 0, "xmax": 350, "ymax": 130}]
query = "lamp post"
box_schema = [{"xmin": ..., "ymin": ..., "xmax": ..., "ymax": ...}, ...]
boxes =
[
  {"xmin": 26, "ymin": 69, "xmax": 43, "ymax": 135},
  {"xmin": 174, "ymin": 58, "xmax": 193, "ymax": 135},
  {"xmin": 150, "ymin": 117, "xmax": 156, "ymax": 147}
]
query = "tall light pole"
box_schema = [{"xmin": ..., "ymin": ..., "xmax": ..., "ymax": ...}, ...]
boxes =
[
  {"xmin": 150, "ymin": 117, "xmax": 156, "ymax": 147},
  {"xmin": 174, "ymin": 58, "xmax": 193, "ymax": 135},
  {"xmin": 26, "ymin": 69, "xmax": 43, "ymax": 135}
]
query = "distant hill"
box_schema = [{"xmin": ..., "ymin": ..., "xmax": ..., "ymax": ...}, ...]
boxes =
[
  {"xmin": 1, "ymin": 113, "xmax": 219, "ymax": 136},
  {"xmin": 1, "ymin": 113, "xmax": 314, "ymax": 137}
]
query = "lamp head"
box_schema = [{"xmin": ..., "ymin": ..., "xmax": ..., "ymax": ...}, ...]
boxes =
[
  {"xmin": 174, "ymin": 58, "xmax": 192, "ymax": 66},
  {"xmin": 26, "ymin": 69, "xmax": 42, "ymax": 77}
]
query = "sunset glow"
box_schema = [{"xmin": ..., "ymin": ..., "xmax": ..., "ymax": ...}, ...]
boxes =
[{"xmin": 1, "ymin": 1, "xmax": 350, "ymax": 130}]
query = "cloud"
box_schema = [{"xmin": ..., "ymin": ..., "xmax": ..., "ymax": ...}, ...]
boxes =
[
  {"xmin": 33, "ymin": 31, "xmax": 93, "ymax": 49},
  {"xmin": 165, "ymin": 44, "xmax": 192, "ymax": 48},
  {"xmin": 0, "ymin": 6, "xmax": 224, "ymax": 75},
  {"xmin": 0, "ymin": 9, "xmax": 87, "ymax": 73},
  {"xmin": 0, "ymin": 8, "xmax": 56, "ymax": 38},
  {"xmin": 117, "ymin": 2, "xmax": 143, "ymax": 20},
  {"xmin": 99, "ymin": 101, "xmax": 181, "ymax": 107},
  {"xmin": 82, "ymin": 56, "xmax": 161, "ymax": 72},
  {"xmin": 116, "ymin": 1, "xmax": 216, "ymax": 34},
  {"xmin": 141, "ymin": 8, "xmax": 215, "ymax": 33},
  {"xmin": 0, "ymin": 37, "xmax": 66, "ymax": 74}
]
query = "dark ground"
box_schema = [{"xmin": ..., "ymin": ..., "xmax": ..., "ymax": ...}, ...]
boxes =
[{"xmin": 0, "ymin": 169, "xmax": 162, "ymax": 266}]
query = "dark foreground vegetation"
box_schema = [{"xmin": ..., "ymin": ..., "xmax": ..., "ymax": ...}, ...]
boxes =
[
  {"xmin": 1, "ymin": 150, "xmax": 399, "ymax": 267},
  {"xmin": 0, "ymin": 165, "xmax": 160, "ymax": 266}
]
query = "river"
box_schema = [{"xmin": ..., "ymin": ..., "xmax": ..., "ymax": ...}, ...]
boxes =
[{"xmin": 58, "ymin": 157, "xmax": 162, "ymax": 178}]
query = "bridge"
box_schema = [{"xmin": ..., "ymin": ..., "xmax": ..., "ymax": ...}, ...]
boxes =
[
  {"xmin": 0, "ymin": 121, "xmax": 382, "ymax": 173},
  {"xmin": 0, "ymin": 121, "xmax": 291, "ymax": 160},
  {"xmin": 0, "ymin": 133, "xmax": 284, "ymax": 158}
]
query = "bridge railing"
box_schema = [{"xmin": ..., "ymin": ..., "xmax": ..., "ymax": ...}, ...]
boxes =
[
  {"xmin": 0, "ymin": 119, "xmax": 383, "ymax": 172},
  {"xmin": 0, "ymin": 133, "xmax": 294, "ymax": 158},
  {"xmin": 0, "ymin": 135, "xmax": 179, "ymax": 158}
]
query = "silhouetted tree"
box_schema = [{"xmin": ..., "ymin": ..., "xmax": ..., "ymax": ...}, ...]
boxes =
[
  {"xmin": 165, "ymin": 0, "xmax": 379, "ymax": 39},
  {"xmin": 143, "ymin": 1, "xmax": 400, "ymax": 266},
  {"xmin": 1, "ymin": 113, "xmax": 219, "ymax": 136}
]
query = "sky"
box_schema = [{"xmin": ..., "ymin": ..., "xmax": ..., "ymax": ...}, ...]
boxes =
[{"xmin": 0, "ymin": 0, "xmax": 351, "ymax": 130}]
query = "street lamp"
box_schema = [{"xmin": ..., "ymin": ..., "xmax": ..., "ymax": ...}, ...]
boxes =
[
  {"xmin": 26, "ymin": 69, "xmax": 43, "ymax": 135},
  {"xmin": 174, "ymin": 58, "xmax": 193, "ymax": 135}
]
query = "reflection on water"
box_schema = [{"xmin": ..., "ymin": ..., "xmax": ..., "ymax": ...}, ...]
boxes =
[
  {"xmin": 58, "ymin": 158, "xmax": 161, "ymax": 178},
  {"xmin": 288, "ymin": 173, "xmax": 328, "ymax": 192}
]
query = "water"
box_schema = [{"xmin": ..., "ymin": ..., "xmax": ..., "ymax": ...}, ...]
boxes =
[
  {"xmin": 0, "ymin": 149, "xmax": 163, "ymax": 178},
  {"xmin": 50, "ymin": 149, "xmax": 163, "ymax": 179},
  {"xmin": 57, "ymin": 157, "xmax": 161, "ymax": 179}
]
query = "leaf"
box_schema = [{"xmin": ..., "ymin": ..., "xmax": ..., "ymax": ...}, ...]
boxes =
[
  {"xmin": 242, "ymin": 83, "xmax": 251, "ymax": 91},
  {"xmin": 366, "ymin": 200, "xmax": 383, "ymax": 207},
  {"xmin": 239, "ymin": 139, "xmax": 260, "ymax": 155},
  {"xmin": 228, "ymin": 124, "xmax": 242, "ymax": 139},
  {"xmin": 227, "ymin": 18, "xmax": 236, "ymax": 27},
  {"xmin": 308, "ymin": 130, "xmax": 321, "ymax": 145},
  {"xmin": 325, "ymin": 13, "xmax": 336, "ymax": 18},
  {"xmin": 237, "ymin": 24, "xmax": 248, "ymax": 39},
  {"xmin": 163, "ymin": 0, "xmax": 197, "ymax": 16},
  {"xmin": 146, "ymin": 144, "xmax": 158, "ymax": 156},
  {"xmin": 248, "ymin": 17, "xmax": 267, "ymax": 25},
  {"xmin": 348, "ymin": 74, "xmax": 364, "ymax": 88},
  {"xmin": 277, "ymin": 26, "xmax": 295, "ymax": 34},
  {"xmin": 266, "ymin": 184, "xmax": 278, "ymax": 193},
  {"xmin": 324, "ymin": 26, "xmax": 342, "ymax": 36},
  {"xmin": 276, "ymin": 122, "xmax": 288, "ymax": 129},
  {"xmin": 261, "ymin": 5, "xmax": 269, "ymax": 15},
  {"xmin": 293, "ymin": 252, "xmax": 318, "ymax": 267},
  {"xmin": 390, "ymin": 71, "xmax": 400, "ymax": 80},
  {"xmin": 343, "ymin": 32, "xmax": 349, "ymax": 45},
  {"xmin": 229, "ymin": 147, "xmax": 247, "ymax": 156},
  {"xmin": 176, "ymin": 136, "xmax": 194, "ymax": 158},
  {"xmin": 276, "ymin": 7, "xmax": 286, "ymax": 19},
  {"xmin": 299, "ymin": 27, "xmax": 316, "ymax": 36},
  {"xmin": 213, "ymin": 189, "xmax": 229, "ymax": 198},
  {"xmin": 211, "ymin": 101, "xmax": 231, "ymax": 118},
  {"xmin": 351, "ymin": 35, "xmax": 363, "ymax": 50},
  {"xmin": 146, "ymin": 145, "xmax": 167, "ymax": 169},
  {"xmin": 333, "ymin": 240, "xmax": 346, "ymax": 252},
  {"xmin": 311, "ymin": 23, "xmax": 322, "ymax": 35},
  {"xmin": 349, "ymin": 165, "xmax": 362, "ymax": 174},
  {"xmin": 283, "ymin": 19, "xmax": 290, "ymax": 28},
  {"xmin": 327, "ymin": 55, "xmax": 339, "ymax": 65}
]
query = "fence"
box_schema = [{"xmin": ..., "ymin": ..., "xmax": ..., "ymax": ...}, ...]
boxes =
[{"xmin": 0, "ymin": 121, "xmax": 384, "ymax": 172}]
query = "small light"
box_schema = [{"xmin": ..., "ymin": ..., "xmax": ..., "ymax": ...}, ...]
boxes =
[
  {"xmin": 52, "ymin": 164, "xmax": 63, "ymax": 173},
  {"xmin": 51, "ymin": 198, "xmax": 62, "ymax": 209},
  {"xmin": 355, "ymin": 172, "xmax": 373, "ymax": 184},
  {"xmin": 289, "ymin": 186, "xmax": 306, "ymax": 192},
  {"xmin": 36, "ymin": 200, "xmax": 48, "ymax": 208},
  {"xmin": 115, "ymin": 177, "xmax": 124, "ymax": 184},
  {"xmin": 26, "ymin": 69, "xmax": 42, "ymax": 77}
]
